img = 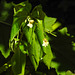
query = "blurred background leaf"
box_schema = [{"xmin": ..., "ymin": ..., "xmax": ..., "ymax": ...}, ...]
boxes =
[
  {"xmin": 11, "ymin": 47, "xmax": 26, "ymax": 75},
  {"xmin": 0, "ymin": 24, "xmax": 11, "ymax": 58},
  {"xmin": 0, "ymin": 0, "xmax": 13, "ymax": 58},
  {"xmin": 0, "ymin": 0, "xmax": 13, "ymax": 25},
  {"xmin": 66, "ymin": 70, "xmax": 74, "ymax": 75},
  {"xmin": 50, "ymin": 27, "xmax": 75, "ymax": 75}
]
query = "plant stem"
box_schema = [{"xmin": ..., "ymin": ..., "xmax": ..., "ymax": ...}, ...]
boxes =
[{"xmin": 0, "ymin": 21, "xmax": 11, "ymax": 26}]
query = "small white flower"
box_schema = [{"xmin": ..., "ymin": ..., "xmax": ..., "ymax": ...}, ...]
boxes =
[
  {"xmin": 42, "ymin": 38, "xmax": 49, "ymax": 47},
  {"xmin": 27, "ymin": 23, "xmax": 33, "ymax": 28},
  {"xmin": 27, "ymin": 20, "xmax": 34, "ymax": 28}
]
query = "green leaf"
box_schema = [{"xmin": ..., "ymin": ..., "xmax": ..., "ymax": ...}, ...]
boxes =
[
  {"xmin": 35, "ymin": 19, "xmax": 47, "ymax": 53},
  {"xmin": 35, "ymin": 19, "xmax": 53, "ymax": 69},
  {"xmin": 43, "ymin": 44, "xmax": 53, "ymax": 69},
  {"xmin": 10, "ymin": 1, "xmax": 32, "ymax": 41},
  {"xmin": 35, "ymin": 19, "xmax": 44, "ymax": 45},
  {"xmin": 14, "ymin": 1, "xmax": 32, "ymax": 18},
  {"xmin": 44, "ymin": 16, "xmax": 57, "ymax": 32},
  {"xmin": 58, "ymin": 27, "xmax": 68, "ymax": 35},
  {"xmin": 31, "ymin": 5, "xmax": 46, "ymax": 20},
  {"xmin": 33, "ymin": 33, "xmax": 43, "ymax": 64},
  {"xmin": 10, "ymin": 18, "xmax": 22, "ymax": 41},
  {"xmin": 11, "ymin": 48, "xmax": 26, "ymax": 75},
  {"xmin": 0, "ymin": 23, "xmax": 11, "ymax": 58},
  {"xmin": 23, "ymin": 26, "xmax": 33, "ymax": 44},
  {"xmin": 28, "ymin": 32, "xmax": 42, "ymax": 70},
  {"xmin": 51, "ymin": 22, "xmax": 61, "ymax": 32},
  {"xmin": 19, "ymin": 44, "xmax": 28, "ymax": 54}
]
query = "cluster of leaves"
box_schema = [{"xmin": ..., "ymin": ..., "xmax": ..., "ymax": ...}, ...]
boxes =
[{"xmin": 0, "ymin": 0, "xmax": 75, "ymax": 75}]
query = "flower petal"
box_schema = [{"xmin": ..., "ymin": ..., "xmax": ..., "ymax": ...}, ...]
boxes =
[
  {"xmin": 42, "ymin": 39, "xmax": 49, "ymax": 47},
  {"xmin": 27, "ymin": 23, "xmax": 33, "ymax": 28}
]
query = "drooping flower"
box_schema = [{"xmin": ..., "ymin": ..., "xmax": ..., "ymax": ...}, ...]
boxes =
[
  {"xmin": 27, "ymin": 20, "xmax": 34, "ymax": 28},
  {"xmin": 42, "ymin": 38, "xmax": 49, "ymax": 47}
]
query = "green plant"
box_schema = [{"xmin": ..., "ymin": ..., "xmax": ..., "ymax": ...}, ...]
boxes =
[{"xmin": 0, "ymin": 0, "xmax": 75, "ymax": 75}]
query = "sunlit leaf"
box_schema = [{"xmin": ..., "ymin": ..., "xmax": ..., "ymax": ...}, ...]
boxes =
[
  {"xmin": 43, "ymin": 43, "xmax": 53, "ymax": 69},
  {"xmin": 35, "ymin": 19, "xmax": 48, "ymax": 54},
  {"xmin": 44, "ymin": 16, "xmax": 56, "ymax": 32},
  {"xmin": 35, "ymin": 19, "xmax": 53, "ymax": 69},
  {"xmin": 36, "ymin": 19, "xmax": 44, "ymax": 45},
  {"xmin": 23, "ymin": 26, "xmax": 33, "ymax": 44},
  {"xmin": 10, "ymin": 17, "xmax": 23, "ymax": 41},
  {"xmin": 10, "ymin": 1, "xmax": 32, "ymax": 41},
  {"xmin": 51, "ymin": 22, "xmax": 61, "ymax": 32},
  {"xmin": 28, "ymin": 31, "xmax": 42, "ymax": 70},
  {"xmin": 19, "ymin": 44, "xmax": 28, "ymax": 54}
]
